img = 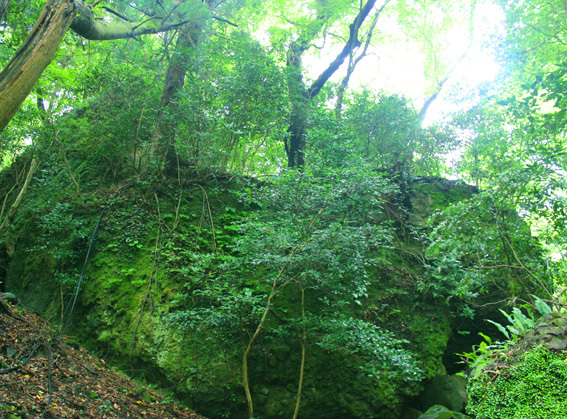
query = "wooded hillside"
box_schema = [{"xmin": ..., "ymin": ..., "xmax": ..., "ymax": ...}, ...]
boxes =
[{"xmin": 1, "ymin": 1, "xmax": 567, "ymax": 418}]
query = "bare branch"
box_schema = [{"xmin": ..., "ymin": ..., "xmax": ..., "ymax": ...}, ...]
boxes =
[
  {"xmin": 212, "ymin": 15, "xmax": 237, "ymax": 27},
  {"xmin": 101, "ymin": 6, "xmax": 135, "ymax": 23},
  {"xmin": 307, "ymin": 0, "xmax": 378, "ymax": 99}
]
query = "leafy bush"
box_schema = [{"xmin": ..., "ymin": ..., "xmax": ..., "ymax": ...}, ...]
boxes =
[
  {"xmin": 166, "ymin": 166, "xmax": 423, "ymax": 416},
  {"xmin": 423, "ymin": 189, "xmax": 552, "ymax": 310}
]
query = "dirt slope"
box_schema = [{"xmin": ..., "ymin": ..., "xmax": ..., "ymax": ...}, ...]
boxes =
[{"xmin": 0, "ymin": 300, "xmax": 206, "ymax": 419}]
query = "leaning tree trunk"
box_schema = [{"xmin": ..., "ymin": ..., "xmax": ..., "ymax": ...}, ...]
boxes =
[
  {"xmin": 0, "ymin": 0, "xmax": 199, "ymax": 134},
  {"xmin": 0, "ymin": 0, "xmax": 77, "ymax": 132},
  {"xmin": 334, "ymin": 2, "xmax": 386, "ymax": 119},
  {"xmin": 151, "ymin": 0, "xmax": 219, "ymax": 175}
]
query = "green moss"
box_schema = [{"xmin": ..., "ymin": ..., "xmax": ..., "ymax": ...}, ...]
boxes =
[
  {"xmin": 408, "ymin": 178, "xmax": 475, "ymax": 226},
  {"xmin": 467, "ymin": 345, "xmax": 567, "ymax": 418},
  {"xmin": 365, "ymin": 268, "xmax": 452, "ymax": 379},
  {"xmin": 2, "ymin": 172, "xmax": 479, "ymax": 419}
]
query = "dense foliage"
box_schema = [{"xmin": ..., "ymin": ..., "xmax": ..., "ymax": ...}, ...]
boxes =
[{"xmin": 2, "ymin": 0, "xmax": 567, "ymax": 418}]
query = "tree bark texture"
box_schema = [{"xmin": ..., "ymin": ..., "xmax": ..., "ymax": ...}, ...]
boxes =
[
  {"xmin": 151, "ymin": 0, "xmax": 218, "ymax": 174},
  {"xmin": 0, "ymin": 0, "xmax": 199, "ymax": 133},
  {"xmin": 284, "ymin": 21, "xmax": 323, "ymax": 168},
  {"xmin": 285, "ymin": 0, "xmax": 379, "ymax": 167},
  {"xmin": 0, "ymin": 0, "xmax": 11, "ymax": 22},
  {"xmin": 286, "ymin": 100, "xmax": 309, "ymax": 168},
  {"xmin": 70, "ymin": 0, "xmax": 191, "ymax": 41},
  {"xmin": 307, "ymin": 0, "xmax": 378, "ymax": 99},
  {"xmin": 0, "ymin": 0, "xmax": 77, "ymax": 133},
  {"xmin": 152, "ymin": 23, "xmax": 203, "ymax": 174}
]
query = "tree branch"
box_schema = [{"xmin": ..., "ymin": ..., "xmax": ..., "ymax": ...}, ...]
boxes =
[
  {"xmin": 70, "ymin": 0, "xmax": 195, "ymax": 41},
  {"xmin": 212, "ymin": 15, "xmax": 237, "ymax": 27},
  {"xmin": 419, "ymin": 1, "xmax": 477, "ymax": 122},
  {"xmin": 101, "ymin": 6, "xmax": 134, "ymax": 23},
  {"xmin": 307, "ymin": 0, "xmax": 378, "ymax": 99},
  {"xmin": 335, "ymin": 1, "xmax": 388, "ymax": 117}
]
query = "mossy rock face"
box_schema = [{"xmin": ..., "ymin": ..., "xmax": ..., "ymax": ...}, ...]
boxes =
[
  {"xmin": 248, "ymin": 345, "xmax": 416, "ymax": 418},
  {"xmin": 522, "ymin": 311, "xmax": 567, "ymax": 350},
  {"xmin": 408, "ymin": 178, "xmax": 477, "ymax": 226},
  {"xmin": 364, "ymin": 271, "xmax": 453, "ymax": 380},
  {"xmin": 467, "ymin": 313, "xmax": 567, "ymax": 419},
  {"xmin": 418, "ymin": 374, "xmax": 467, "ymax": 413},
  {"xmin": 2, "ymin": 173, "xmax": 477, "ymax": 419}
]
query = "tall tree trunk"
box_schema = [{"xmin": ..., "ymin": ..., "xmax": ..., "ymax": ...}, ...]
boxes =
[
  {"xmin": 286, "ymin": 106, "xmax": 308, "ymax": 168},
  {"xmin": 151, "ymin": 1, "xmax": 219, "ymax": 175},
  {"xmin": 285, "ymin": 0, "xmax": 379, "ymax": 168},
  {"xmin": 285, "ymin": 41, "xmax": 310, "ymax": 168},
  {"xmin": 0, "ymin": 0, "xmax": 77, "ymax": 133},
  {"xmin": 152, "ymin": 24, "xmax": 202, "ymax": 175}
]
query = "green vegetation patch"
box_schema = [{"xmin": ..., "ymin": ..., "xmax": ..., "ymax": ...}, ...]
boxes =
[{"xmin": 467, "ymin": 345, "xmax": 567, "ymax": 419}]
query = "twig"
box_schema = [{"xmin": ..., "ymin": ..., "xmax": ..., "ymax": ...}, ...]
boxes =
[
  {"xmin": 101, "ymin": 6, "xmax": 134, "ymax": 22},
  {"xmin": 212, "ymin": 15, "xmax": 238, "ymax": 26}
]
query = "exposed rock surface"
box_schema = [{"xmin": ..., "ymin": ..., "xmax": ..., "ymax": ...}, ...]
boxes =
[{"xmin": 418, "ymin": 374, "xmax": 467, "ymax": 413}]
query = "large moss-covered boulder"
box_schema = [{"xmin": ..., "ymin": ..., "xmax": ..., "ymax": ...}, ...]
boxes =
[{"xmin": 1, "ymin": 170, "xmax": 477, "ymax": 418}]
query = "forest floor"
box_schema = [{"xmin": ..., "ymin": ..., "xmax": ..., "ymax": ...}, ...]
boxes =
[{"xmin": 0, "ymin": 300, "xmax": 206, "ymax": 419}]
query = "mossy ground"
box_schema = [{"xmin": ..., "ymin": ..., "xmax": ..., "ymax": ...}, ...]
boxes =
[{"xmin": 467, "ymin": 345, "xmax": 567, "ymax": 418}]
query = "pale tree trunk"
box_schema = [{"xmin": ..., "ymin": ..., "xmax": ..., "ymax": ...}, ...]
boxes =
[{"xmin": 0, "ymin": 158, "xmax": 40, "ymax": 257}]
